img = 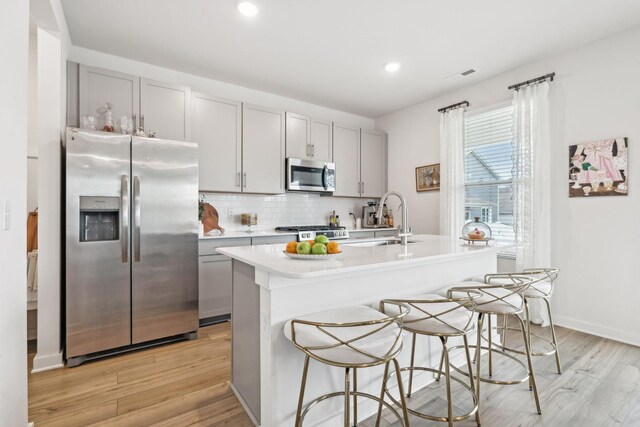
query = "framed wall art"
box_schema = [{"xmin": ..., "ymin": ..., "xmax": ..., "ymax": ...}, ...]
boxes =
[
  {"xmin": 416, "ymin": 163, "xmax": 440, "ymax": 192},
  {"xmin": 569, "ymin": 138, "xmax": 628, "ymax": 197}
]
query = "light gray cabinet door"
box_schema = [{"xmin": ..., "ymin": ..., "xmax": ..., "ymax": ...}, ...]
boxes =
[
  {"xmin": 332, "ymin": 123, "xmax": 361, "ymax": 197},
  {"xmin": 360, "ymin": 129, "xmax": 386, "ymax": 197},
  {"xmin": 140, "ymin": 78, "xmax": 191, "ymax": 141},
  {"xmin": 198, "ymin": 255, "xmax": 232, "ymax": 318},
  {"xmin": 310, "ymin": 118, "xmax": 333, "ymax": 162},
  {"xmin": 285, "ymin": 112, "xmax": 310, "ymax": 160},
  {"xmin": 242, "ymin": 104, "xmax": 285, "ymax": 194},
  {"xmin": 191, "ymin": 93, "xmax": 242, "ymax": 192},
  {"xmin": 251, "ymin": 235, "xmax": 294, "ymax": 245},
  {"xmin": 79, "ymin": 65, "xmax": 139, "ymax": 133}
]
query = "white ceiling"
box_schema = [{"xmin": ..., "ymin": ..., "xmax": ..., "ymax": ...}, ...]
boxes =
[{"xmin": 61, "ymin": 0, "xmax": 640, "ymax": 118}]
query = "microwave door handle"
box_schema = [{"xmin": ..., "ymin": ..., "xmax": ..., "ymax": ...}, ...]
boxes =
[{"xmin": 322, "ymin": 165, "xmax": 329, "ymax": 190}]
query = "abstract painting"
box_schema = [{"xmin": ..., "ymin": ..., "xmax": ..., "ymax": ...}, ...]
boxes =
[{"xmin": 569, "ymin": 138, "xmax": 628, "ymax": 197}]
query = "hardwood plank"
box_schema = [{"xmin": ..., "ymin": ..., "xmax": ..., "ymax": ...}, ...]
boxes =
[
  {"xmin": 90, "ymin": 382, "xmax": 232, "ymax": 427},
  {"xmin": 116, "ymin": 360, "xmax": 231, "ymax": 415},
  {"xmin": 37, "ymin": 401, "xmax": 118, "ymax": 427},
  {"xmin": 568, "ymin": 363, "xmax": 640, "ymax": 426}
]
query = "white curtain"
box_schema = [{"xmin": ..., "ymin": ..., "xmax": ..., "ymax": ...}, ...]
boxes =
[
  {"xmin": 512, "ymin": 81, "xmax": 552, "ymax": 325},
  {"xmin": 439, "ymin": 107, "xmax": 465, "ymax": 239}
]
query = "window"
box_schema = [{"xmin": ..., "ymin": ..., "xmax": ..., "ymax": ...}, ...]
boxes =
[{"xmin": 464, "ymin": 104, "xmax": 515, "ymax": 246}]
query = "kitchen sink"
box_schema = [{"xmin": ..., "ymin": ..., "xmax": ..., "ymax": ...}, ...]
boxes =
[{"xmin": 345, "ymin": 239, "xmax": 417, "ymax": 247}]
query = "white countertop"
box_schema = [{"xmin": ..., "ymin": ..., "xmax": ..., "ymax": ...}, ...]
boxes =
[
  {"xmin": 198, "ymin": 227, "xmax": 397, "ymax": 240},
  {"xmin": 216, "ymin": 234, "xmax": 498, "ymax": 279},
  {"xmin": 199, "ymin": 230, "xmax": 296, "ymax": 240}
]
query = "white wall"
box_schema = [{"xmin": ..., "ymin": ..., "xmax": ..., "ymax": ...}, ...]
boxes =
[
  {"xmin": 69, "ymin": 47, "xmax": 375, "ymax": 129},
  {"xmin": 0, "ymin": 0, "xmax": 29, "ymax": 424},
  {"xmin": 376, "ymin": 27, "xmax": 640, "ymax": 346},
  {"xmin": 33, "ymin": 28, "xmax": 64, "ymax": 372}
]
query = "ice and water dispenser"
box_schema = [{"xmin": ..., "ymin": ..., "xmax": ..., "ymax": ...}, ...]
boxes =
[{"xmin": 79, "ymin": 196, "xmax": 120, "ymax": 242}]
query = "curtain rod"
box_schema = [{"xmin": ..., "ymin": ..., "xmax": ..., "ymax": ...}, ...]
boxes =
[
  {"xmin": 508, "ymin": 72, "xmax": 555, "ymax": 91},
  {"xmin": 437, "ymin": 100, "xmax": 469, "ymax": 113}
]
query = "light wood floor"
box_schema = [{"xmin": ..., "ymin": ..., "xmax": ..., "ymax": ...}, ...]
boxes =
[
  {"xmin": 28, "ymin": 321, "xmax": 640, "ymax": 426},
  {"xmin": 28, "ymin": 322, "xmax": 253, "ymax": 426}
]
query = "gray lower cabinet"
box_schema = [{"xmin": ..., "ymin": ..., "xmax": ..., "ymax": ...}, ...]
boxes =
[
  {"xmin": 198, "ymin": 235, "xmax": 293, "ymax": 321},
  {"xmin": 375, "ymin": 229, "xmax": 398, "ymax": 238},
  {"xmin": 198, "ymin": 238, "xmax": 250, "ymax": 320}
]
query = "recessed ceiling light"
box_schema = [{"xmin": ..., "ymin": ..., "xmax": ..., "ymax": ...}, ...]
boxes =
[
  {"xmin": 237, "ymin": 1, "xmax": 258, "ymax": 17},
  {"xmin": 385, "ymin": 62, "xmax": 401, "ymax": 73}
]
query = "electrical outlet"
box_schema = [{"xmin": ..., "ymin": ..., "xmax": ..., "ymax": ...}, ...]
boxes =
[{"xmin": 227, "ymin": 208, "xmax": 234, "ymax": 218}]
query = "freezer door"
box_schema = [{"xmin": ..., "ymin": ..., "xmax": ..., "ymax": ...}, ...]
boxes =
[
  {"xmin": 131, "ymin": 136, "xmax": 199, "ymax": 343},
  {"xmin": 65, "ymin": 129, "xmax": 132, "ymax": 358}
]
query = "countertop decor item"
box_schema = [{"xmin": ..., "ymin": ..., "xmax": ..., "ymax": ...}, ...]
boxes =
[
  {"xmin": 416, "ymin": 163, "xmax": 441, "ymax": 192},
  {"xmin": 283, "ymin": 251, "xmax": 342, "ymax": 260},
  {"xmin": 201, "ymin": 202, "xmax": 225, "ymax": 235},
  {"xmin": 241, "ymin": 213, "xmax": 258, "ymax": 233},
  {"xmin": 460, "ymin": 216, "xmax": 493, "ymax": 245}
]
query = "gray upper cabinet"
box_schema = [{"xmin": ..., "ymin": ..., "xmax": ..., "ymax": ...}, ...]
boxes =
[
  {"xmin": 286, "ymin": 113, "xmax": 333, "ymax": 163},
  {"xmin": 242, "ymin": 104, "xmax": 286, "ymax": 194},
  {"xmin": 191, "ymin": 93, "xmax": 242, "ymax": 193},
  {"xmin": 310, "ymin": 118, "xmax": 333, "ymax": 163},
  {"xmin": 140, "ymin": 78, "xmax": 190, "ymax": 141},
  {"xmin": 360, "ymin": 129, "xmax": 386, "ymax": 197},
  {"xmin": 285, "ymin": 112, "xmax": 310, "ymax": 160},
  {"xmin": 79, "ymin": 65, "xmax": 140, "ymax": 133},
  {"xmin": 332, "ymin": 123, "xmax": 361, "ymax": 197}
]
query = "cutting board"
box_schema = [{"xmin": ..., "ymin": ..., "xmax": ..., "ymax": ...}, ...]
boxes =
[{"xmin": 201, "ymin": 203, "xmax": 225, "ymax": 234}]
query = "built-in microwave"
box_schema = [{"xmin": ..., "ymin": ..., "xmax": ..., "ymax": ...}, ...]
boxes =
[{"xmin": 286, "ymin": 158, "xmax": 336, "ymax": 193}]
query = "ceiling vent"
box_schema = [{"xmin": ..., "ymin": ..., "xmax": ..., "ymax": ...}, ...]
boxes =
[{"xmin": 446, "ymin": 68, "xmax": 477, "ymax": 81}]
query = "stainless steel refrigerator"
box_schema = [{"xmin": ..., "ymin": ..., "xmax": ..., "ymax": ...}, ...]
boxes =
[{"xmin": 65, "ymin": 128, "xmax": 198, "ymax": 366}]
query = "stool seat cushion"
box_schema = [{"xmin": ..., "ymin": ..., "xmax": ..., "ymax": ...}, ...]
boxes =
[
  {"xmin": 284, "ymin": 305, "xmax": 401, "ymax": 366},
  {"xmin": 449, "ymin": 281, "xmax": 523, "ymax": 314},
  {"xmin": 471, "ymin": 275, "xmax": 553, "ymax": 298},
  {"xmin": 383, "ymin": 294, "xmax": 473, "ymax": 336}
]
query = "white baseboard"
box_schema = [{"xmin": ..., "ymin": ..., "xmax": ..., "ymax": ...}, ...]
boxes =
[
  {"xmin": 31, "ymin": 351, "xmax": 64, "ymax": 373},
  {"xmin": 554, "ymin": 315, "xmax": 640, "ymax": 348},
  {"xmin": 28, "ymin": 422, "xmax": 34, "ymax": 427}
]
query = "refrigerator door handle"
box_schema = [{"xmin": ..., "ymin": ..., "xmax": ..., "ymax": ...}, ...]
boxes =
[
  {"xmin": 121, "ymin": 175, "xmax": 129, "ymax": 263},
  {"xmin": 133, "ymin": 175, "xmax": 141, "ymax": 262}
]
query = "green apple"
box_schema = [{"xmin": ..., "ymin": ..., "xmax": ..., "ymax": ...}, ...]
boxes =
[
  {"xmin": 311, "ymin": 243, "xmax": 328, "ymax": 254},
  {"xmin": 296, "ymin": 241, "xmax": 312, "ymax": 254},
  {"xmin": 315, "ymin": 235, "xmax": 329, "ymax": 244}
]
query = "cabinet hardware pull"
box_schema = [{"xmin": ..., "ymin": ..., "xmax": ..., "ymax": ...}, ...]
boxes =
[
  {"xmin": 243, "ymin": 172, "xmax": 247, "ymax": 188},
  {"xmin": 237, "ymin": 172, "xmax": 241, "ymax": 187},
  {"xmin": 311, "ymin": 144, "xmax": 315, "ymax": 157}
]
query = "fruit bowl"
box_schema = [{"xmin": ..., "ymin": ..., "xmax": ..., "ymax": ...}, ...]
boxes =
[{"xmin": 283, "ymin": 251, "xmax": 342, "ymax": 260}]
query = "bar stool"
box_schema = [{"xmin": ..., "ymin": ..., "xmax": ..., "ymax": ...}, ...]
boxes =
[
  {"xmin": 378, "ymin": 292, "xmax": 481, "ymax": 427},
  {"xmin": 285, "ymin": 305, "xmax": 411, "ymax": 427},
  {"xmin": 448, "ymin": 274, "xmax": 542, "ymax": 415},
  {"xmin": 473, "ymin": 268, "xmax": 561, "ymax": 374}
]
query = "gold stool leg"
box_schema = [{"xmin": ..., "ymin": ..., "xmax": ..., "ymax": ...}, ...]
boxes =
[
  {"xmin": 295, "ymin": 355, "xmax": 310, "ymax": 427},
  {"xmin": 523, "ymin": 304, "xmax": 533, "ymax": 391},
  {"xmin": 408, "ymin": 333, "xmax": 418, "ymax": 395},
  {"xmin": 392, "ymin": 358, "xmax": 411, "ymax": 427},
  {"xmin": 440, "ymin": 337, "xmax": 454, "ymax": 427},
  {"xmin": 353, "ymin": 368, "xmax": 358, "ymax": 427},
  {"xmin": 344, "ymin": 368, "xmax": 351, "ymax": 427},
  {"xmin": 487, "ymin": 315, "xmax": 493, "ymax": 377},
  {"xmin": 436, "ymin": 345, "xmax": 445, "ymax": 382},
  {"xmin": 502, "ymin": 314, "xmax": 508, "ymax": 351},
  {"xmin": 544, "ymin": 297, "xmax": 563, "ymax": 374},
  {"xmin": 463, "ymin": 334, "xmax": 481, "ymax": 427},
  {"xmin": 516, "ymin": 313, "xmax": 542, "ymax": 414},
  {"xmin": 475, "ymin": 313, "xmax": 484, "ymax": 405},
  {"xmin": 375, "ymin": 361, "xmax": 391, "ymax": 426}
]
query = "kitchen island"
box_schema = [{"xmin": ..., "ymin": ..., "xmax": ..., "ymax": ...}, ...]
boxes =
[{"xmin": 217, "ymin": 234, "xmax": 498, "ymax": 426}]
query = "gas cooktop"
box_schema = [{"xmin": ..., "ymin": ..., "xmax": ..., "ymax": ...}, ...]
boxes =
[{"xmin": 275, "ymin": 225, "xmax": 349, "ymax": 241}]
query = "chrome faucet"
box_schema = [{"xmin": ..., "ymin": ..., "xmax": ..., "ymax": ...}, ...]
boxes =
[{"xmin": 376, "ymin": 191, "xmax": 412, "ymax": 245}]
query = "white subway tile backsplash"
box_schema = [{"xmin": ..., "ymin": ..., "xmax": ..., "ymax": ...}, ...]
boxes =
[{"xmin": 200, "ymin": 192, "xmax": 376, "ymax": 231}]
